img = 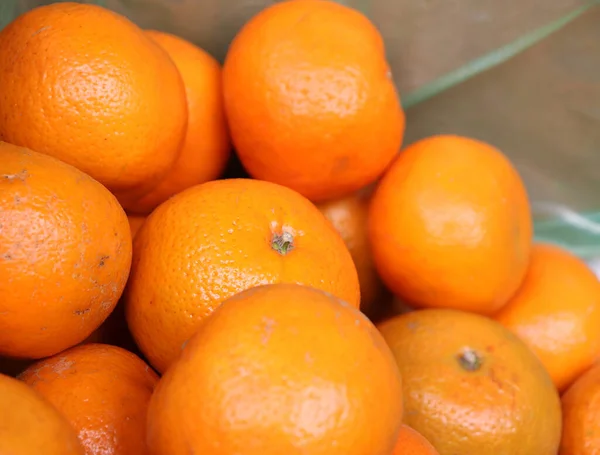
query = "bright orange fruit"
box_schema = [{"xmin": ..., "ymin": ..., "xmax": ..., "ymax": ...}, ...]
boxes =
[
  {"xmin": 495, "ymin": 243, "xmax": 600, "ymax": 391},
  {"xmin": 560, "ymin": 362, "xmax": 600, "ymax": 455},
  {"xmin": 146, "ymin": 283, "xmax": 403, "ymax": 455},
  {"xmin": 0, "ymin": 2, "xmax": 188, "ymax": 198},
  {"xmin": 0, "ymin": 373, "xmax": 85, "ymax": 454},
  {"xmin": 378, "ymin": 308, "xmax": 562, "ymax": 455},
  {"xmin": 19, "ymin": 343, "xmax": 158, "ymax": 455},
  {"xmin": 223, "ymin": 0, "xmax": 404, "ymax": 202},
  {"xmin": 369, "ymin": 135, "xmax": 532, "ymax": 315},
  {"xmin": 125, "ymin": 178, "xmax": 360, "ymax": 373},
  {"xmin": 0, "ymin": 141, "xmax": 132, "ymax": 359}
]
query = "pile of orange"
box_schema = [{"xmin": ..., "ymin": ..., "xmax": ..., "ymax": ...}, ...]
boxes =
[{"xmin": 0, "ymin": 1, "xmax": 598, "ymax": 455}]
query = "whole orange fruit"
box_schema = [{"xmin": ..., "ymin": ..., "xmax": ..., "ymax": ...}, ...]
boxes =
[
  {"xmin": 369, "ymin": 135, "xmax": 532, "ymax": 315},
  {"xmin": 560, "ymin": 362, "xmax": 600, "ymax": 454},
  {"xmin": 222, "ymin": 0, "xmax": 405, "ymax": 202},
  {"xmin": 0, "ymin": 2, "xmax": 188, "ymax": 198},
  {"xmin": 19, "ymin": 343, "xmax": 158, "ymax": 455},
  {"xmin": 125, "ymin": 178, "xmax": 360, "ymax": 373},
  {"xmin": 495, "ymin": 243, "xmax": 600, "ymax": 391},
  {"xmin": 393, "ymin": 425, "xmax": 439, "ymax": 455},
  {"xmin": 146, "ymin": 283, "xmax": 403, "ymax": 455},
  {"xmin": 316, "ymin": 188, "xmax": 386, "ymax": 316},
  {"xmin": 125, "ymin": 30, "xmax": 230, "ymax": 214},
  {"xmin": 0, "ymin": 142, "xmax": 132, "ymax": 359},
  {"xmin": 378, "ymin": 309, "xmax": 561, "ymax": 455},
  {"xmin": 0, "ymin": 372, "xmax": 85, "ymax": 455}
]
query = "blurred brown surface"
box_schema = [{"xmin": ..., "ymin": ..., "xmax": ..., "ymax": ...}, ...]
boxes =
[{"xmin": 371, "ymin": 0, "xmax": 590, "ymax": 93}]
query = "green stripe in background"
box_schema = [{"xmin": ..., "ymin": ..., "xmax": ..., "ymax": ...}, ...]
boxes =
[{"xmin": 402, "ymin": 0, "xmax": 600, "ymax": 109}]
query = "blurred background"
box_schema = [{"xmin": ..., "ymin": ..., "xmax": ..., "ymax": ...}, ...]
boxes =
[{"xmin": 2, "ymin": 0, "xmax": 600, "ymax": 262}]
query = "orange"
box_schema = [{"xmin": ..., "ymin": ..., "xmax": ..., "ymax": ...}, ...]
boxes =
[
  {"xmin": 495, "ymin": 243, "xmax": 600, "ymax": 391},
  {"xmin": 128, "ymin": 215, "xmax": 146, "ymax": 239},
  {"xmin": 316, "ymin": 187, "xmax": 386, "ymax": 316},
  {"xmin": 0, "ymin": 372, "xmax": 85, "ymax": 454},
  {"xmin": 125, "ymin": 30, "xmax": 231, "ymax": 214},
  {"xmin": 146, "ymin": 283, "xmax": 403, "ymax": 455},
  {"xmin": 0, "ymin": 2, "xmax": 188, "ymax": 199},
  {"xmin": 560, "ymin": 362, "xmax": 600, "ymax": 454},
  {"xmin": 19, "ymin": 343, "xmax": 159, "ymax": 455},
  {"xmin": 393, "ymin": 425, "xmax": 439, "ymax": 455},
  {"xmin": 222, "ymin": 0, "xmax": 404, "ymax": 202},
  {"xmin": 369, "ymin": 135, "xmax": 532, "ymax": 315},
  {"xmin": 125, "ymin": 178, "xmax": 359, "ymax": 373},
  {"xmin": 378, "ymin": 308, "xmax": 562, "ymax": 455},
  {"xmin": 0, "ymin": 142, "xmax": 132, "ymax": 359}
]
